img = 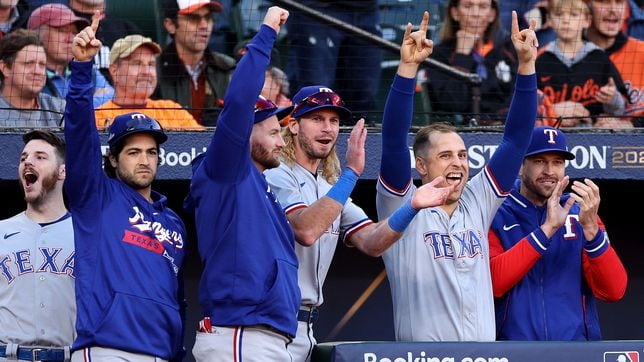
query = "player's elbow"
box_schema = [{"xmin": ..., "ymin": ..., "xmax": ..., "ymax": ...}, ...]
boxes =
[{"xmin": 293, "ymin": 229, "xmax": 318, "ymax": 247}]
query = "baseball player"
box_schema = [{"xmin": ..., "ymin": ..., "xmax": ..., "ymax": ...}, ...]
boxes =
[
  {"xmin": 0, "ymin": 130, "xmax": 75, "ymax": 362},
  {"xmin": 376, "ymin": 11, "xmax": 538, "ymax": 341},
  {"xmin": 64, "ymin": 14, "xmax": 187, "ymax": 361},
  {"xmin": 265, "ymin": 75, "xmax": 452, "ymax": 362},
  {"xmin": 489, "ymin": 126, "xmax": 627, "ymax": 340},
  {"xmin": 186, "ymin": 7, "xmax": 299, "ymax": 362}
]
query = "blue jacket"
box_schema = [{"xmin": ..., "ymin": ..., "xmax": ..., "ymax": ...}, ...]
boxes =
[
  {"xmin": 187, "ymin": 25, "xmax": 300, "ymax": 337},
  {"xmin": 490, "ymin": 182, "xmax": 611, "ymax": 341},
  {"xmin": 64, "ymin": 60, "xmax": 187, "ymax": 359}
]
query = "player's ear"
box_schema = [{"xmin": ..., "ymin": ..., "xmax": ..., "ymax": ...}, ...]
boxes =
[
  {"xmin": 415, "ymin": 156, "xmax": 428, "ymax": 177},
  {"xmin": 109, "ymin": 153, "xmax": 118, "ymax": 168},
  {"xmin": 58, "ymin": 164, "xmax": 66, "ymax": 180}
]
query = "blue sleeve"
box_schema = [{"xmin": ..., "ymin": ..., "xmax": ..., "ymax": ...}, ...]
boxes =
[
  {"xmin": 487, "ymin": 74, "xmax": 537, "ymax": 192},
  {"xmin": 202, "ymin": 25, "xmax": 276, "ymax": 183},
  {"xmin": 64, "ymin": 60, "xmax": 106, "ymax": 208},
  {"xmin": 379, "ymin": 74, "xmax": 415, "ymax": 190}
]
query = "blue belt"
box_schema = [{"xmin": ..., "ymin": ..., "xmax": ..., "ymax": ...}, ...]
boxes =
[
  {"xmin": 0, "ymin": 345, "xmax": 67, "ymax": 361},
  {"xmin": 297, "ymin": 307, "xmax": 319, "ymax": 324}
]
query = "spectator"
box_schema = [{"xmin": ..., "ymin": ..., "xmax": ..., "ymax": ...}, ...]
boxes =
[
  {"xmin": 262, "ymin": 65, "xmax": 291, "ymax": 107},
  {"xmin": 155, "ymin": 0, "xmax": 236, "ymax": 126},
  {"xmin": 64, "ymin": 15, "xmax": 188, "ymax": 361},
  {"xmin": 586, "ymin": 0, "xmax": 644, "ymax": 128},
  {"xmin": 186, "ymin": 7, "xmax": 298, "ymax": 361},
  {"xmin": 0, "ymin": 0, "xmax": 28, "ymax": 38},
  {"xmin": 625, "ymin": 0, "xmax": 644, "ymax": 39},
  {"xmin": 536, "ymin": 0, "xmax": 627, "ymax": 127},
  {"xmin": 0, "ymin": 130, "xmax": 75, "ymax": 362},
  {"xmin": 264, "ymin": 83, "xmax": 451, "ymax": 361},
  {"xmin": 28, "ymin": 3, "xmax": 114, "ymax": 108},
  {"xmin": 428, "ymin": 0, "xmax": 518, "ymax": 124},
  {"xmin": 284, "ymin": 0, "xmax": 383, "ymax": 125},
  {"xmin": 0, "ymin": 28, "xmax": 64, "ymax": 127},
  {"xmin": 95, "ymin": 34, "xmax": 203, "ymax": 130},
  {"xmin": 377, "ymin": 11, "xmax": 538, "ymax": 341},
  {"xmin": 489, "ymin": 126, "xmax": 627, "ymax": 340},
  {"xmin": 67, "ymin": 0, "xmax": 143, "ymax": 84}
]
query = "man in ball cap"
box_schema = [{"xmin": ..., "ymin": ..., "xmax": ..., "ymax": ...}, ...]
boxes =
[
  {"xmin": 186, "ymin": 6, "xmax": 303, "ymax": 361},
  {"xmin": 28, "ymin": 3, "xmax": 114, "ymax": 108},
  {"xmin": 155, "ymin": 0, "xmax": 235, "ymax": 126},
  {"xmin": 63, "ymin": 15, "xmax": 188, "ymax": 361},
  {"xmin": 95, "ymin": 34, "xmax": 203, "ymax": 130},
  {"xmin": 488, "ymin": 126, "xmax": 627, "ymax": 341}
]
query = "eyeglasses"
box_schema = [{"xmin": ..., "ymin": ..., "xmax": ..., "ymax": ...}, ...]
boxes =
[
  {"xmin": 254, "ymin": 97, "xmax": 278, "ymax": 113},
  {"xmin": 293, "ymin": 91, "xmax": 344, "ymax": 115}
]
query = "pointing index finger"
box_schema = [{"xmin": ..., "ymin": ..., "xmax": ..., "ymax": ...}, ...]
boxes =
[
  {"xmin": 511, "ymin": 10, "xmax": 519, "ymax": 36},
  {"xmin": 91, "ymin": 10, "xmax": 101, "ymax": 33}
]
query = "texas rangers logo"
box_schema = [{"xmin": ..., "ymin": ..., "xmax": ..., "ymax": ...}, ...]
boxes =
[{"xmin": 122, "ymin": 206, "xmax": 184, "ymax": 254}]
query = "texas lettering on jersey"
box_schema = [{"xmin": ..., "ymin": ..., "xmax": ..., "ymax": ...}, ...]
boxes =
[
  {"xmin": 127, "ymin": 206, "xmax": 184, "ymax": 251},
  {"xmin": 424, "ymin": 229, "xmax": 484, "ymax": 259},
  {"xmin": 0, "ymin": 248, "xmax": 75, "ymax": 283}
]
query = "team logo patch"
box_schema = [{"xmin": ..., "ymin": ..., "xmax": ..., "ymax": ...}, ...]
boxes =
[
  {"xmin": 604, "ymin": 351, "xmax": 640, "ymax": 362},
  {"xmin": 122, "ymin": 230, "xmax": 163, "ymax": 254}
]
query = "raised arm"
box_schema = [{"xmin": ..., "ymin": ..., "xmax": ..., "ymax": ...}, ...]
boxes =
[
  {"xmin": 202, "ymin": 7, "xmax": 288, "ymax": 182},
  {"xmin": 379, "ymin": 11, "xmax": 433, "ymax": 191},
  {"xmin": 65, "ymin": 13, "xmax": 105, "ymax": 206},
  {"xmin": 487, "ymin": 11, "xmax": 538, "ymax": 192}
]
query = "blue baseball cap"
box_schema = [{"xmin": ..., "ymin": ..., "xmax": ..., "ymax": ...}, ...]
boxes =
[
  {"xmin": 291, "ymin": 85, "xmax": 352, "ymax": 121},
  {"xmin": 107, "ymin": 112, "xmax": 168, "ymax": 149},
  {"xmin": 525, "ymin": 126, "xmax": 575, "ymax": 160},
  {"xmin": 254, "ymin": 96, "xmax": 294, "ymax": 124}
]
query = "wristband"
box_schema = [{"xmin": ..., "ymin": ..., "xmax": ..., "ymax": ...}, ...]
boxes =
[
  {"xmin": 326, "ymin": 168, "xmax": 358, "ymax": 204},
  {"xmin": 388, "ymin": 199, "xmax": 419, "ymax": 233}
]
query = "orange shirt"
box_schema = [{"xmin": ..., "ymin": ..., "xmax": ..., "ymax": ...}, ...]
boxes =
[
  {"xmin": 609, "ymin": 36, "xmax": 644, "ymax": 117},
  {"xmin": 95, "ymin": 99, "xmax": 205, "ymax": 130}
]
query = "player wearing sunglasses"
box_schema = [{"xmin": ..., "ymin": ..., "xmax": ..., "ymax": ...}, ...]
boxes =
[{"xmin": 264, "ymin": 28, "xmax": 455, "ymax": 361}]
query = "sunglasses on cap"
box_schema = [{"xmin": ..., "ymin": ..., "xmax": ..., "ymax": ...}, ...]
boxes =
[
  {"xmin": 293, "ymin": 91, "xmax": 345, "ymax": 114},
  {"xmin": 254, "ymin": 97, "xmax": 278, "ymax": 112},
  {"xmin": 124, "ymin": 116, "xmax": 163, "ymax": 131}
]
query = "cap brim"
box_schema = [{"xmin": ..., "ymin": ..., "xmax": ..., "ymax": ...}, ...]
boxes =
[
  {"xmin": 292, "ymin": 104, "xmax": 352, "ymax": 121},
  {"xmin": 108, "ymin": 129, "xmax": 168, "ymax": 148},
  {"xmin": 178, "ymin": 1, "xmax": 224, "ymax": 14},
  {"xmin": 525, "ymin": 149, "xmax": 575, "ymax": 160},
  {"xmin": 254, "ymin": 105, "xmax": 294, "ymax": 124}
]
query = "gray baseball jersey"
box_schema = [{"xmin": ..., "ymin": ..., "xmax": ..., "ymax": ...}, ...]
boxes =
[
  {"xmin": 376, "ymin": 170, "xmax": 504, "ymax": 342},
  {"xmin": 0, "ymin": 212, "xmax": 76, "ymax": 347},
  {"xmin": 265, "ymin": 161, "xmax": 372, "ymax": 307}
]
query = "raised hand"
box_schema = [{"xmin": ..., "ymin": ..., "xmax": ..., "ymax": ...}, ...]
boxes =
[
  {"xmin": 541, "ymin": 176, "xmax": 574, "ymax": 238},
  {"xmin": 398, "ymin": 11, "xmax": 433, "ymax": 78},
  {"xmin": 263, "ymin": 6, "xmax": 289, "ymax": 34},
  {"xmin": 72, "ymin": 11, "xmax": 102, "ymax": 62},
  {"xmin": 345, "ymin": 118, "xmax": 367, "ymax": 176},
  {"xmin": 570, "ymin": 178, "xmax": 601, "ymax": 240},
  {"xmin": 411, "ymin": 176, "xmax": 454, "ymax": 210},
  {"xmin": 510, "ymin": 10, "xmax": 538, "ymax": 74}
]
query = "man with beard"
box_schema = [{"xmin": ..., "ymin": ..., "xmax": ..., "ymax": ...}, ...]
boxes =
[
  {"xmin": 94, "ymin": 34, "xmax": 203, "ymax": 130},
  {"xmin": 376, "ymin": 11, "xmax": 538, "ymax": 341},
  {"xmin": 264, "ymin": 83, "xmax": 453, "ymax": 361},
  {"xmin": 155, "ymin": 0, "xmax": 236, "ymax": 126},
  {"xmin": 64, "ymin": 14, "xmax": 188, "ymax": 361},
  {"xmin": 185, "ymin": 7, "xmax": 303, "ymax": 361},
  {"xmin": 0, "ymin": 130, "xmax": 75, "ymax": 362},
  {"xmin": 488, "ymin": 126, "xmax": 627, "ymax": 340}
]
